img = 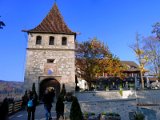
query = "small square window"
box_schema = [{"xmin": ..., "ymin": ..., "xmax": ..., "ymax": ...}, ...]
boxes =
[{"xmin": 47, "ymin": 59, "xmax": 55, "ymax": 63}]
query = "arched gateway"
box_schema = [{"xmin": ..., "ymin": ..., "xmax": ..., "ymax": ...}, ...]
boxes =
[
  {"xmin": 23, "ymin": 3, "xmax": 76, "ymax": 94},
  {"xmin": 39, "ymin": 78, "xmax": 60, "ymax": 99}
]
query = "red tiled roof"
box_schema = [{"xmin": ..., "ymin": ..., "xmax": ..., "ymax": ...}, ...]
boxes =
[{"xmin": 23, "ymin": 3, "xmax": 76, "ymax": 35}]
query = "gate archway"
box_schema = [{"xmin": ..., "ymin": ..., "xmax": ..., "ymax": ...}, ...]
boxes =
[{"xmin": 39, "ymin": 78, "xmax": 60, "ymax": 100}]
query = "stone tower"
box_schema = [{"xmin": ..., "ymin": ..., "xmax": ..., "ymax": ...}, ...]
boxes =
[{"xmin": 23, "ymin": 3, "xmax": 76, "ymax": 97}]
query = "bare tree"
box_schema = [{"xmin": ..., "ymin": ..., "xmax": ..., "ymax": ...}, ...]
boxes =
[
  {"xmin": 152, "ymin": 22, "xmax": 160, "ymax": 40},
  {"xmin": 130, "ymin": 33, "xmax": 148, "ymax": 89},
  {"xmin": 142, "ymin": 36, "xmax": 160, "ymax": 78}
]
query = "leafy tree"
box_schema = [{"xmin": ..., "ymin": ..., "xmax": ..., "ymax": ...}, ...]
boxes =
[
  {"xmin": 70, "ymin": 97, "xmax": 83, "ymax": 120},
  {"xmin": 98, "ymin": 55, "xmax": 125, "ymax": 78},
  {"xmin": 0, "ymin": 16, "xmax": 5, "ymax": 29},
  {"xmin": 76, "ymin": 37, "xmax": 123, "ymax": 89}
]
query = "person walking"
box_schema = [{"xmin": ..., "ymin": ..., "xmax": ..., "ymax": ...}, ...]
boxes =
[
  {"xmin": 27, "ymin": 91, "xmax": 36, "ymax": 120},
  {"xmin": 43, "ymin": 88, "xmax": 53, "ymax": 120},
  {"xmin": 56, "ymin": 96, "xmax": 64, "ymax": 120},
  {"xmin": 22, "ymin": 90, "xmax": 28, "ymax": 110},
  {"xmin": 50, "ymin": 88, "xmax": 55, "ymax": 102}
]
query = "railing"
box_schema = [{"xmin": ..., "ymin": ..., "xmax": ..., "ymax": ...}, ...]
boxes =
[{"xmin": 8, "ymin": 100, "xmax": 22, "ymax": 115}]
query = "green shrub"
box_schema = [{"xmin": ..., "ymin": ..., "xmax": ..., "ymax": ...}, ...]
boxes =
[
  {"xmin": 134, "ymin": 112, "xmax": 145, "ymax": 120},
  {"xmin": 119, "ymin": 89, "xmax": 123, "ymax": 96},
  {"xmin": 91, "ymin": 112, "xmax": 95, "ymax": 115},
  {"xmin": 83, "ymin": 111, "xmax": 89, "ymax": 119},
  {"xmin": 105, "ymin": 85, "xmax": 109, "ymax": 91},
  {"xmin": 83, "ymin": 111, "xmax": 88, "ymax": 116},
  {"xmin": 70, "ymin": 97, "xmax": 83, "ymax": 120},
  {"xmin": 101, "ymin": 112, "xmax": 107, "ymax": 115},
  {"xmin": 109, "ymin": 112, "xmax": 113, "ymax": 116}
]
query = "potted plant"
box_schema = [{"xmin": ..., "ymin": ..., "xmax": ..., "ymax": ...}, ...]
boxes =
[
  {"xmin": 105, "ymin": 112, "xmax": 121, "ymax": 120},
  {"xmin": 83, "ymin": 112, "xmax": 89, "ymax": 120},
  {"xmin": 101, "ymin": 112, "xmax": 107, "ymax": 120},
  {"xmin": 88, "ymin": 112, "xmax": 96, "ymax": 119}
]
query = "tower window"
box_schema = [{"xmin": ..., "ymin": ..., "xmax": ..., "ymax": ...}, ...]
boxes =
[
  {"xmin": 36, "ymin": 36, "xmax": 42, "ymax": 45},
  {"xmin": 62, "ymin": 37, "xmax": 67, "ymax": 45},
  {"xmin": 49, "ymin": 36, "xmax": 54, "ymax": 45},
  {"xmin": 47, "ymin": 59, "xmax": 55, "ymax": 63}
]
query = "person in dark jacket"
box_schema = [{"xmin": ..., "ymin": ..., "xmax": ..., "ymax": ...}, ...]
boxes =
[
  {"xmin": 27, "ymin": 91, "xmax": 36, "ymax": 120},
  {"xmin": 50, "ymin": 88, "xmax": 55, "ymax": 102},
  {"xmin": 56, "ymin": 96, "xmax": 64, "ymax": 120},
  {"xmin": 0, "ymin": 98, "xmax": 9, "ymax": 120},
  {"xmin": 22, "ymin": 90, "xmax": 28, "ymax": 110},
  {"xmin": 43, "ymin": 88, "xmax": 53, "ymax": 120}
]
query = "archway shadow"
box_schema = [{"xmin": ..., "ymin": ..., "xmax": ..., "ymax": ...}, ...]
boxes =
[{"xmin": 39, "ymin": 78, "xmax": 60, "ymax": 100}]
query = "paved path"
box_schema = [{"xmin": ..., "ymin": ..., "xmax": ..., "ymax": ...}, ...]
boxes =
[{"xmin": 9, "ymin": 103, "xmax": 57, "ymax": 120}]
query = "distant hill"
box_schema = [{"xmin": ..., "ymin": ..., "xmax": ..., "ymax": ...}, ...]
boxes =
[
  {"xmin": 0, "ymin": 80, "xmax": 24, "ymax": 102},
  {"xmin": 0, "ymin": 80, "xmax": 24, "ymax": 93}
]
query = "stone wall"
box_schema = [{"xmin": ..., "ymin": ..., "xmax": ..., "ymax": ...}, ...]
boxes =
[
  {"xmin": 136, "ymin": 90, "xmax": 160, "ymax": 120},
  {"xmin": 79, "ymin": 99, "xmax": 136, "ymax": 120},
  {"xmin": 24, "ymin": 33, "xmax": 75, "ymax": 92},
  {"xmin": 73, "ymin": 90, "xmax": 160, "ymax": 120},
  {"xmin": 64, "ymin": 98, "xmax": 136, "ymax": 120},
  {"xmin": 75, "ymin": 91, "xmax": 136, "ymax": 101},
  {"xmin": 28, "ymin": 33, "xmax": 75, "ymax": 49},
  {"xmin": 137, "ymin": 90, "xmax": 160, "ymax": 104},
  {"xmin": 70, "ymin": 91, "xmax": 136, "ymax": 120}
]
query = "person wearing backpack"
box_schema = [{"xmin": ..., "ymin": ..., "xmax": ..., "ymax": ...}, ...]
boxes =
[{"xmin": 27, "ymin": 91, "xmax": 36, "ymax": 120}]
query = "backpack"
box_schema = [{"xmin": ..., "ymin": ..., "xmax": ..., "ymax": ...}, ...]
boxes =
[{"xmin": 27, "ymin": 99, "xmax": 33, "ymax": 107}]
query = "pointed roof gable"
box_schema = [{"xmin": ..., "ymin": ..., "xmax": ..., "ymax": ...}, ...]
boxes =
[{"xmin": 24, "ymin": 3, "xmax": 76, "ymax": 35}]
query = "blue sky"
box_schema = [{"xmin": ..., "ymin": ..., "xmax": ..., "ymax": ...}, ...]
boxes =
[{"xmin": 0, "ymin": 0, "xmax": 160, "ymax": 81}]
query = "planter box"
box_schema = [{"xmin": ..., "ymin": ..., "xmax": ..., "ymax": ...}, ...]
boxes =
[
  {"xmin": 88, "ymin": 115, "xmax": 98, "ymax": 120},
  {"xmin": 100, "ymin": 113, "xmax": 121, "ymax": 120},
  {"xmin": 83, "ymin": 113, "xmax": 98, "ymax": 120}
]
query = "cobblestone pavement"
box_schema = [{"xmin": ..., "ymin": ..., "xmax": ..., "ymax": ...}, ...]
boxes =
[{"xmin": 9, "ymin": 103, "xmax": 57, "ymax": 120}]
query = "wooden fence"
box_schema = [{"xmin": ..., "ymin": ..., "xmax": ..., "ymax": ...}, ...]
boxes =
[{"xmin": 8, "ymin": 100, "xmax": 22, "ymax": 115}]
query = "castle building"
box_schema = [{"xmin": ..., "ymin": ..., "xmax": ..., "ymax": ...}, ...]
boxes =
[{"xmin": 23, "ymin": 3, "xmax": 76, "ymax": 98}]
